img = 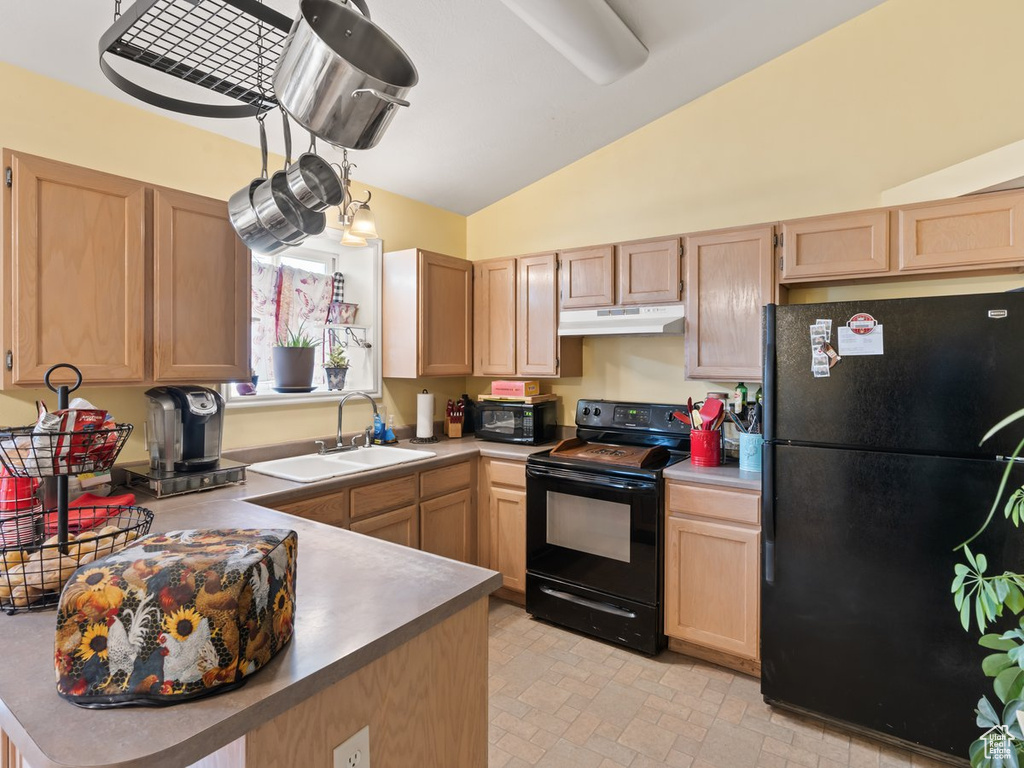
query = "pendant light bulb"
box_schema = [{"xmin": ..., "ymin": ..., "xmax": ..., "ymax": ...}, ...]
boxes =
[{"xmin": 340, "ymin": 227, "xmax": 368, "ymax": 247}]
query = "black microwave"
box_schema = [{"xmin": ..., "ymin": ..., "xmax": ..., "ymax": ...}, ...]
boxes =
[{"xmin": 475, "ymin": 400, "xmax": 558, "ymax": 445}]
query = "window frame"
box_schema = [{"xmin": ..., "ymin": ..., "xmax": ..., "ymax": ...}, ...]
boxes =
[{"xmin": 223, "ymin": 234, "xmax": 383, "ymax": 409}]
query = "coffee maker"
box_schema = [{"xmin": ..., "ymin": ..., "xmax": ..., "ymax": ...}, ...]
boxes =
[{"xmin": 145, "ymin": 386, "xmax": 225, "ymax": 472}]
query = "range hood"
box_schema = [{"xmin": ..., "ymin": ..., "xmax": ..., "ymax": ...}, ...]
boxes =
[{"xmin": 558, "ymin": 304, "xmax": 685, "ymax": 336}]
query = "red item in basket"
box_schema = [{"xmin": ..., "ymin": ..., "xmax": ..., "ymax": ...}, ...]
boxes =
[
  {"xmin": 43, "ymin": 492, "xmax": 136, "ymax": 535},
  {"xmin": 0, "ymin": 467, "xmax": 39, "ymax": 511}
]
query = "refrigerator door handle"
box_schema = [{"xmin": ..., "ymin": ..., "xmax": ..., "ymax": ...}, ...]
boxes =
[{"xmin": 763, "ymin": 440, "xmax": 775, "ymax": 585}]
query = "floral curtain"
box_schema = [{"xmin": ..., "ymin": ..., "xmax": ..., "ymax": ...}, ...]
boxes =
[{"xmin": 251, "ymin": 263, "xmax": 336, "ymax": 386}]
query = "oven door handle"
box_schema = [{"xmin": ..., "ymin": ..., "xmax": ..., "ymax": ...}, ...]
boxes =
[
  {"xmin": 526, "ymin": 465, "xmax": 657, "ymax": 492},
  {"xmin": 539, "ymin": 586, "xmax": 637, "ymax": 619}
]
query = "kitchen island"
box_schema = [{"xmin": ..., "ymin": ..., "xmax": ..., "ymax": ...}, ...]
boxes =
[{"xmin": 0, "ymin": 499, "xmax": 501, "ymax": 768}]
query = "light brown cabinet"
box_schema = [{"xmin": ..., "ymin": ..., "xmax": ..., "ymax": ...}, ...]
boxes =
[
  {"xmin": 2, "ymin": 151, "xmax": 250, "ymax": 388},
  {"xmin": 779, "ymin": 210, "xmax": 889, "ymax": 283},
  {"xmin": 480, "ymin": 457, "xmax": 527, "ymax": 598},
  {"xmin": 615, "ymin": 238, "xmax": 682, "ymax": 304},
  {"xmin": 350, "ymin": 504, "xmax": 419, "ymax": 548},
  {"xmin": 383, "ymin": 249, "xmax": 473, "ymax": 377},
  {"xmin": 152, "ymin": 187, "xmax": 250, "ymax": 382},
  {"xmin": 664, "ymin": 480, "xmax": 761, "ymax": 673},
  {"xmin": 277, "ymin": 488, "xmax": 349, "ymax": 528},
  {"xmin": 895, "ymin": 190, "xmax": 1024, "ymax": 273},
  {"xmin": 420, "ymin": 489, "xmax": 473, "ymax": 562},
  {"xmin": 684, "ymin": 225, "xmax": 773, "ymax": 381},
  {"xmin": 472, "ymin": 253, "xmax": 582, "ymax": 379},
  {"xmin": 559, "ymin": 245, "xmax": 614, "ymax": 308},
  {"xmin": 472, "ymin": 258, "xmax": 517, "ymax": 376}
]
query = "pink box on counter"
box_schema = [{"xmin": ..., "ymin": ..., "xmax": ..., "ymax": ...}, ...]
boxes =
[{"xmin": 491, "ymin": 380, "xmax": 540, "ymax": 397}]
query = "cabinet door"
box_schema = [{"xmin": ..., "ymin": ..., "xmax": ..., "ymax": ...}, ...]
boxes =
[
  {"xmin": 517, "ymin": 253, "xmax": 559, "ymax": 377},
  {"xmin": 684, "ymin": 226, "xmax": 773, "ymax": 381},
  {"xmin": 779, "ymin": 211, "xmax": 889, "ymax": 282},
  {"xmin": 489, "ymin": 486, "xmax": 526, "ymax": 592},
  {"xmin": 616, "ymin": 238, "xmax": 681, "ymax": 304},
  {"xmin": 418, "ymin": 250, "xmax": 473, "ymax": 376},
  {"xmin": 665, "ymin": 516, "xmax": 760, "ymax": 660},
  {"xmin": 473, "ymin": 258, "xmax": 516, "ymax": 376},
  {"xmin": 5, "ymin": 152, "xmax": 146, "ymax": 385},
  {"xmin": 420, "ymin": 488, "xmax": 473, "ymax": 563},
  {"xmin": 350, "ymin": 504, "xmax": 419, "ymax": 549},
  {"xmin": 152, "ymin": 188, "xmax": 250, "ymax": 382},
  {"xmin": 276, "ymin": 490, "xmax": 349, "ymax": 528},
  {"xmin": 896, "ymin": 191, "xmax": 1024, "ymax": 272},
  {"xmin": 559, "ymin": 246, "xmax": 614, "ymax": 308}
]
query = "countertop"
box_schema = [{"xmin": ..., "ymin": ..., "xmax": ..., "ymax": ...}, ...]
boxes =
[
  {"xmin": 0, "ymin": 499, "xmax": 502, "ymax": 768},
  {"xmin": 663, "ymin": 460, "xmax": 763, "ymax": 491}
]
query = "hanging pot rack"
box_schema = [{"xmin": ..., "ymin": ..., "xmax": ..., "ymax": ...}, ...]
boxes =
[{"xmin": 98, "ymin": 0, "xmax": 370, "ymax": 119}]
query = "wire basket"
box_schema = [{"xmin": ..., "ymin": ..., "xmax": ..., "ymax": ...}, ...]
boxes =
[
  {"xmin": 0, "ymin": 424, "xmax": 133, "ymax": 478},
  {"xmin": 0, "ymin": 505, "xmax": 154, "ymax": 614}
]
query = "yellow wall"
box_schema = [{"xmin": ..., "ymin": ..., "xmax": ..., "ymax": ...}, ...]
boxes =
[
  {"xmin": 0, "ymin": 61, "xmax": 467, "ymax": 462},
  {"xmin": 466, "ymin": 0, "xmax": 1024, "ymax": 413}
]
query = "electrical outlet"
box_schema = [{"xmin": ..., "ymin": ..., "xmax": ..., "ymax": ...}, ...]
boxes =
[{"xmin": 333, "ymin": 725, "xmax": 370, "ymax": 768}]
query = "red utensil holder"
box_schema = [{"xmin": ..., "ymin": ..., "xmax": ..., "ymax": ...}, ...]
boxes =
[{"xmin": 690, "ymin": 429, "xmax": 721, "ymax": 467}]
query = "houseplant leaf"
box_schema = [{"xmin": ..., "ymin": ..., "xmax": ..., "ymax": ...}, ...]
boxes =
[
  {"xmin": 994, "ymin": 667, "xmax": 1024, "ymax": 703},
  {"xmin": 983, "ymin": 634, "xmax": 1020, "ymax": 651},
  {"xmin": 985, "ymin": 653, "xmax": 1014, "ymax": 678}
]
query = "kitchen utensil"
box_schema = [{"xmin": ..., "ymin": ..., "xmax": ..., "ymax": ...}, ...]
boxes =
[
  {"xmin": 285, "ymin": 134, "xmax": 345, "ymax": 211},
  {"xmin": 228, "ymin": 118, "xmax": 289, "ymax": 255},
  {"xmin": 699, "ymin": 398, "xmax": 724, "ymax": 426},
  {"xmin": 273, "ymin": 0, "xmax": 418, "ymax": 150},
  {"xmin": 726, "ymin": 410, "xmax": 748, "ymax": 434},
  {"xmin": 252, "ymin": 110, "xmax": 326, "ymax": 242},
  {"xmin": 671, "ymin": 410, "xmax": 691, "ymax": 426},
  {"xmin": 691, "ymin": 410, "xmax": 702, "ymax": 429}
]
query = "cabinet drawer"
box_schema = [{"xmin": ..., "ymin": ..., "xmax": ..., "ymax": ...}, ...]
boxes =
[
  {"xmin": 667, "ymin": 482, "xmax": 760, "ymax": 526},
  {"xmin": 487, "ymin": 459, "xmax": 526, "ymax": 489},
  {"xmin": 350, "ymin": 504, "xmax": 419, "ymax": 549},
  {"xmin": 420, "ymin": 461, "xmax": 472, "ymax": 500},
  {"xmin": 277, "ymin": 490, "xmax": 349, "ymax": 528},
  {"xmin": 350, "ymin": 475, "xmax": 417, "ymax": 521}
]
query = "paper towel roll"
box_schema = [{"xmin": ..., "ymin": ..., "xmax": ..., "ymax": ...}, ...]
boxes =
[{"xmin": 416, "ymin": 390, "xmax": 435, "ymax": 439}]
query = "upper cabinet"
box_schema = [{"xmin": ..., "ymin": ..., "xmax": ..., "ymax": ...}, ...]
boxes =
[
  {"xmin": 152, "ymin": 187, "xmax": 250, "ymax": 383},
  {"xmin": 615, "ymin": 238, "xmax": 682, "ymax": 304},
  {"xmin": 383, "ymin": 248, "xmax": 473, "ymax": 378},
  {"xmin": 778, "ymin": 211, "xmax": 889, "ymax": 283},
  {"xmin": 895, "ymin": 190, "xmax": 1024, "ymax": 273},
  {"xmin": 472, "ymin": 253, "xmax": 582, "ymax": 379},
  {"xmin": 473, "ymin": 258, "xmax": 517, "ymax": 376},
  {"xmin": 684, "ymin": 226, "xmax": 773, "ymax": 381},
  {"xmin": 559, "ymin": 246, "xmax": 614, "ymax": 308},
  {"xmin": 2, "ymin": 151, "xmax": 250, "ymax": 388}
]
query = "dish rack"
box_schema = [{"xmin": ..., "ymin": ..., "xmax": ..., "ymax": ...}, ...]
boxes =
[{"xmin": 0, "ymin": 364, "xmax": 153, "ymax": 614}]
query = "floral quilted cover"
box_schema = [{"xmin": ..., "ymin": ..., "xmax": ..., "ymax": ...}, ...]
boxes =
[{"xmin": 54, "ymin": 528, "xmax": 297, "ymax": 707}]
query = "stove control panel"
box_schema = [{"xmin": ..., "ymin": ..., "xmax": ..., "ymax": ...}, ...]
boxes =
[{"xmin": 575, "ymin": 399, "xmax": 689, "ymax": 433}]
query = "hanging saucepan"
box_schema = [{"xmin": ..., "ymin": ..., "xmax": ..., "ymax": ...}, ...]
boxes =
[
  {"xmin": 273, "ymin": 0, "xmax": 418, "ymax": 150},
  {"xmin": 228, "ymin": 117, "xmax": 290, "ymax": 255},
  {"xmin": 252, "ymin": 110, "xmax": 327, "ymax": 242},
  {"xmin": 286, "ymin": 133, "xmax": 345, "ymax": 212}
]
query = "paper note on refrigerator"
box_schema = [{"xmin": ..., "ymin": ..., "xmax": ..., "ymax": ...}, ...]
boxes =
[{"xmin": 838, "ymin": 325, "xmax": 884, "ymax": 356}]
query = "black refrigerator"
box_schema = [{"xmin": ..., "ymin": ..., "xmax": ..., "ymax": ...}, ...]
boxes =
[{"xmin": 762, "ymin": 292, "xmax": 1024, "ymax": 761}]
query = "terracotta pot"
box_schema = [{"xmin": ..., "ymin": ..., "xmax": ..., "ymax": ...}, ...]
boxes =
[{"xmin": 273, "ymin": 347, "xmax": 316, "ymax": 388}]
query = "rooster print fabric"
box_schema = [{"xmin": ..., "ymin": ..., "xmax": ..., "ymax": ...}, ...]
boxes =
[{"xmin": 54, "ymin": 528, "xmax": 297, "ymax": 707}]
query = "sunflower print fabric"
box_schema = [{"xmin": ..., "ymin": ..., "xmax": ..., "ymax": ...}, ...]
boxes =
[{"xmin": 54, "ymin": 528, "xmax": 297, "ymax": 707}]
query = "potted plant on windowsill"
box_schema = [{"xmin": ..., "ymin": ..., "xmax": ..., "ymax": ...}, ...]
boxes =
[
  {"xmin": 324, "ymin": 347, "xmax": 350, "ymax": 391},
  {"xmin": 272, "ymin": 324, "xmax": 321, "ymax": 390}
]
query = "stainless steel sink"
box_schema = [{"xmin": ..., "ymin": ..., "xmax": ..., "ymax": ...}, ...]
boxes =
[{"xmin": 248, "ymin": 445, "xmax": 437, "ymax": 483}]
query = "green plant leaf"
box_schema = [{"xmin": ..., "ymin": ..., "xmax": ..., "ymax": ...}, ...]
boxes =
[
  {"xmin": 959, "ymin": 434, "xmax": 1024, "ymax": 550},
  {"xmin": 983, "ymin": 634, "xmax": 1021, "ymax": 651},
  {"xmin": 964, "ymin": 598, "xmax": 975, "ymax": 631},
  {"xmin": 957, "ymin": 588, "xmax": 967, "ymax": 611},
  {"xmin": 994, "ymin": 667, "xmax": 1024, "ymax": 704},
  {"xmin": 1008, "ymin": 585, "xmax": 1024, "ymax": 615},
  {"xmin": 1009, "ymin": 645, "xmax": 1024, "ymax": 666},
  {"xmin": 968, "ymin": 546, "xmax": 979, "ymax": 569},
  {"xmin": 979, "ymin": 554, "xmax": 990, "ymax": 574},
  {"xmin": 955, "ymin": 572, "xmax": 969, "ymax": 593},
  {"xmin": 979, "ymin": 696, "xmax": 1002, "ymax": 728},
  {"xmin": 982, "ymin": 409, "xmax": 1024, "ymax": 444},
  {"xmin": 985, "ymin": 653, "xmax": 1015, "ymax": 677}
]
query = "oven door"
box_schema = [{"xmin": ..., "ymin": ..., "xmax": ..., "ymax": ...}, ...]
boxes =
[{"xmin": 525, "ymin": 464, "xmax": 660, "ymax": 605}]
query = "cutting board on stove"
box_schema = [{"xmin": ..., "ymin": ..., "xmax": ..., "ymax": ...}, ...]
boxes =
[{"xmin": 550, "ymin": 437, "xmax": 669, "ymax": 468}]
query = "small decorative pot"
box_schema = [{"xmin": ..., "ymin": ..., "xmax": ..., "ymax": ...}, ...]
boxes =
[{"xmin": 324, "ymin": 366, "xmax": 349, "ymax": 391}]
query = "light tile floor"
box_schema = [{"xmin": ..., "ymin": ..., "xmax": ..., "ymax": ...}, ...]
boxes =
[{"xmin": 487, "ymin": 599, "xmax": 955, "ymax": 768}]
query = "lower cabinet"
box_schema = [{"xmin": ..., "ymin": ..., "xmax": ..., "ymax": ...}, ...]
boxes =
[
  {"xmin": 480, "ymin": 458, "xmax": 527, "ymax": 598},
  {"xmin": 269, "ymin": 459, "xmax": 475, "ymax": 565},
  {"xmin": 420, "ymin": 489, "xmax": 473, "ymax": 562},
  {"xmin": 664, "ymin": 480, "xmax": 761, "ymax": 674},
  {"xmin": 351, "ymin": 504, "xmax": 419, "ymax": 548}
]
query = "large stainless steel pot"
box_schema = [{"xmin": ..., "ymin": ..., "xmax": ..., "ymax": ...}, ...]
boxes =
[
  {"xmin": 273, "ymin": 0, "xmax": 418, "ymax": 150},
  {"xmin": 228, "ymin": 120, "xmax": 289, "ymax": 255}
]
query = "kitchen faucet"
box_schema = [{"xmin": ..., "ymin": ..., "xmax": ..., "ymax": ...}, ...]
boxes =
[{"xmin": 316, "ymin": 392, "xmax": 378, "ymax": 454}]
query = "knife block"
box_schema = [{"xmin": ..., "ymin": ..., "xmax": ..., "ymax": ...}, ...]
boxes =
[{"xmin": 444, "ymin": 417, "xmax": 463, "ymax": 439}]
